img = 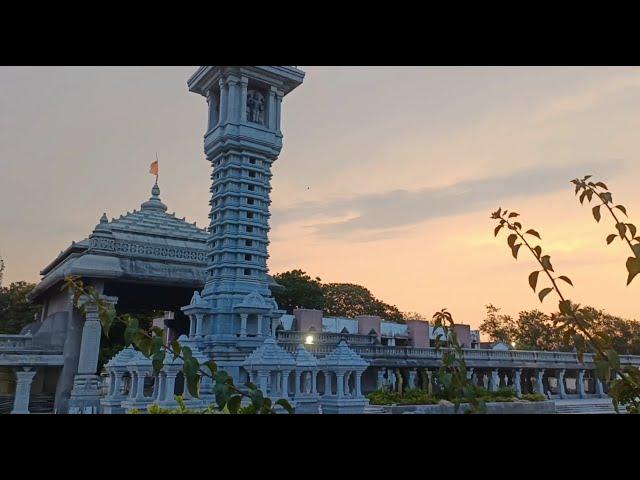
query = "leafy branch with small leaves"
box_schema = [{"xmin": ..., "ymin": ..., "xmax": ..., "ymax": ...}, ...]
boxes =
[
  {"xmin": 432, "ymin": 309, "xmax": 486, "ymax": 414},
  {"xmin": 491, "ymin": 176, "xmax": 640, "ymax": 413},
  {"xmin": 62, "ymin": 276, "xmax": 294, "ymax": 414},
  {"xmin": 571, "ymin": 175, "xmax": 640, "ymax": 285}
]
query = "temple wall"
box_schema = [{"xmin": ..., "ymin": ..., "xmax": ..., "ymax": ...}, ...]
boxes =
[{"xmin": 293, "ymin": 309, "xmax": 323, "ymax": 332}]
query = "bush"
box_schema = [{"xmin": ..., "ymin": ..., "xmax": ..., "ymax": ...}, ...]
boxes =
[
  {"xmin": 520, "ymin": 393, "xmax": 546, "ymax": 402},
  {"xmin": 367, "ymin": 389, "xmax": 437, "ymax": 405}
]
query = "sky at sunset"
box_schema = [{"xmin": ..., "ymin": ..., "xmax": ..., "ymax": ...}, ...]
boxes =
[{"xmin": 1, "ymin": 66, "xmax": 639, "ymax": 329}]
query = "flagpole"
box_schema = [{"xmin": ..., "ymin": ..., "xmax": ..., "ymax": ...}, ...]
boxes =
[{"xmin": 155, "ymin": 152, "xmax": 159, "ymax": 185}]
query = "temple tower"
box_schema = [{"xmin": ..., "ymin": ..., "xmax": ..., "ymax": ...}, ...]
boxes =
[{"xmin": 183, "ymin": 66, "xmax": 304, "ymax": 356}]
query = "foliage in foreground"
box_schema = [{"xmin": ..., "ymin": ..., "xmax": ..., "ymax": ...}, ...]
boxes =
[{"xmin": 491, "ymin": 174, "xmax": 640, "ymax": 413}]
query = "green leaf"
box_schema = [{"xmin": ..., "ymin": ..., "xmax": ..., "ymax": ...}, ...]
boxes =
[
  {"xmin": 511, "ymin": 243, "xmax": 522, "ymax": 259},
  {"xmin": 525, "ymin": 229, "xmax": 541, "ymax": 239},
  {"xmin": 617, "ymin": 222, "xmax": 628, "ymax": 239},
  {"xmin": 557, "ymin": 275, "xmax": 573, "ymax": 287},
  {"xmin": 540, "ymin": 255, "xmax": 554, "ymax": 272},
  {"xmin": 616, "ymin": 205, "xmax": 627, "ymax": 216},
  {"xmin": 579, "ymin": 191, "xmax": 586, "ymax": 204},
  {"xmin": 533, "ymin": 246, "xmax": 542, "ymax": 258},
  {"xmin": 227, "ymin": 395, "xmax": 242, "ymax": 414},
  {"xmin": 123, "ymin": 317, "xmax": 139, "ymax": 346},
  {"xmin": 592, "ymin": 205, "xmax": 601, "ymax": 222},
  {"xmin": 152, "ymin": 350, "xmax": 165, "ymax": 374},
  {"xmin": 595, "ymin": 359, "xmax": 610, "ymax": 383},
  {"xmin": 538, "ymin": 287, "xmax": 553, "ymax": 303},
  {"xmin": 170, "ymin": 340, "xmax": 181, "ymax": 360},
  {"xmin": 275, "ymin": 398, "xmax": 295, "ymax": 414},
  {"xmin": 606, "ymin": 349, "xmax": 621, "ymax": 371},
  {"xmin": 494, "ymin": 224, "xmax": 503, "ymax": 237},
  {"xmin": 99, "ymin": 307, "xmax": 117, "ymax": 338},
  {"xmin": 528, "ymin": 271, "xmax": 540, "ymax": 291},
  {"xmin": 204, "ymin": 360, "xmax": 217, "ymax": 377},
  {"xmin": 626, "ymin": 256, "xmax": 640, "ymax": 285},
  {"xmin": 601, "ymin": 192, "xmax": 613, "ymax": 204},
  {"xmin": 633, "ymin": 243, "xmax": 640, "ymax": 257},
  {"xmin": 627, "ymin": 224, "xmax": 637, "ymax": 238},
  {"xmin": 595, "ymin": 182, "xmax": 608, "ymax": 190},
  {"xmin": 606, "ymin": 234, "xmax": 617, "ymax": 245},
  {"xmin": 507, "ymin": 234, "xmax": 518, "ymax": 248},
  {"xmin": 508, "ymin": 212, "xmax": 519, "ymax": 218}
]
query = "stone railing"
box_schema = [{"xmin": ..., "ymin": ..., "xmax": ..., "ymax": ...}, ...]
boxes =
[
  {"xmin": 277, "ymin": 340, "xmax": 640, "ymax": 369},
  {"xmin": 277, "ymin": 330, "xmax": 374, "ymax": 346},
  {"xmin": 0, "ymin": 334, "xmax": 34, "ymax": 350}
]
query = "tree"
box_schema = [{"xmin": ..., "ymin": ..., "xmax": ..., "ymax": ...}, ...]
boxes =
[
  {"xmin": 479, "ymin": 304, "xmax": 514, "ymax": 344},
  {"xmin": 0, "ymin": 281, "xmax": 41, "ymax": 334},
  {"xmin": 0, "ymin": 254, "xmax": 5, "ymax": 287},
  {"xmin": 272, "ymin": 270, "xmax": 406, "ymax": 323},
  {"xmin": 272, "ymin": 270, "xmax": 324, "ymax": 313},
  {"xmin": 321, "ymin": 283, "xmax": 405, "ymax": 323}
]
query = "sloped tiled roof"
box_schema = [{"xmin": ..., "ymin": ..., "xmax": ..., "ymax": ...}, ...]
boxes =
[{"xmin": 104, "ymin": 346, "xmax": 139, "ymax": 368}]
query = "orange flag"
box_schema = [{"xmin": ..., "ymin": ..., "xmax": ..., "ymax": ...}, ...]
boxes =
[{"xmin": 149, "ymin": 160, "xmax": 159, "ymax": 177}]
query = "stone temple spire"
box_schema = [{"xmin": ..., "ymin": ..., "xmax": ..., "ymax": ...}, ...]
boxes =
[
  {"xmin": 183, "ymin": 66, "xmax": 304, "ymax": 358},
  {"xmin": 140, "ymin": 181, "xmax": 167, "ymax": 212}
]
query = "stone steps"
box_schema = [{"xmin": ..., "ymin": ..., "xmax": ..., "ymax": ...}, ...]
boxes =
[
  {"xmin": 555, "ymin": 401, "xmax": 621, "ymax": 414},
  {"xmin": 0, "ymin": 394, "xmax": 55, "ymax": 414},
  {"xmin": 364, "ymin": 405, "xmax": 388, "ymax": 414}
]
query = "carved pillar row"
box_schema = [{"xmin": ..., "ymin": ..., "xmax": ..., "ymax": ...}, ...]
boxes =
[
  {"xmin": 355, "ymin": 371, "xmax": 362, "ymax": 397},
  {"xmin": 490, "ymin": 369, "xmax": 499, "ymax": 392},
  {"xmin": 408, "ymin": 369, "xmax": 417, "ymax": 389},
  {"xmin": 376, "ymin": 369, "xmax": 385, "ymax": 390},
  {"xmin": 324, "ymin": 371, "xmax": 332, "ymax": 396},
  {"xmin": 240, "ymin": 77, "xmax": 248, "ymax": 123}
]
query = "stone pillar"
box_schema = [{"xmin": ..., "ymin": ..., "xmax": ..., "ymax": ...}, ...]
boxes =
[
  {"xmin": 219, "ymin": 79, "xmax": 228, "ymax": 124},
  {"xmin": 514, "ymin": 369, "xmax": 522, "ymax": 397},
  {"xmin": 189, "ymin": 316, "xmax": 196, "ymax": 337},
  {"xmin": 227, "ymin": 78, "xmax": 238, "ymax": 122},
  {"xmin": 195, "ymin": 314, "xmax": 203, "ymax": 337},
  {"xmin": 11, "ymin": 369, "xmax": 37, "ymax": 414},
  {"xmin": 258, "ymin": 372, "xmax": 269, "ymax": 395},
  {"xmin": 467, "ymin": 368, "xmax": 474, "ymax": 381},
  {"xmin": 408, "ymin": 369, "xmax": 417, "ymax": 389},
  {"xmin": 558, "ymin": 369, "xmax": 567, "ymax": 398},
  {"xmin": 257, "ymin": 315, "xmax": 263, "ymax": 337},
  {"xmin": 239, "ymin": 313, "xmax": 248, "ymax": 337},
  {"xmin": 135, "ymin": 373, "xmax": 146, "ymax": 400},
  {"xmin": 336, "ymin": 372, "xmax": 345, "ymax": 398},
  {"xmin": 240, "ymin": 77, "xmax": 248, "ymax": 123},
  {"xmin": 376, "ymin": 369, "xmax": 385, "ymax": 390},
  {"xmin": 595, "ymin": 376, "xmax": 605, "ymax": 397},
  {"xmin": 281, "ymin": 370, "xmax": 290, "ymax": 399},
  {"xmin": 275, "ymin": 90, "xmax": 283, "ymax": 133},
  {"xmin": 577, "ymin": 370, "xmax": 585, "ymax": 398},
  {"xmin": 536, "ymin": 369, "xmax": 545, "ymax": 395},
  {"xmin": 294, "ymin": 372, "xmax": 301, "ymax": 396},
  {"xmin": 426, "ymin": 370, "xmax": 433, "ymax": 395},
  {"xmin": 156, "ymin": 373, "xmax": 166, "ymax": 401},
  {"xmin": 490, "ymin": 369, "xmax": 499, "ymax": 392},
  {"xmin": 164, "ymin": 373, "xmax": 178, "ymax": 402},
  {"xmin": 268, "ymin": 86, "xmax": 278, "ymax": 130},
  {"xmin": 324, "ymin": 371, "xmax": 332, "ymax": 396},
  {"xmin": 355, "ymin": 372, "xmax": 362, "ymax": 397},
  {"xmin": 69, "ymin": 294, "xmax": 118, "ymax": 413},
  {"xmin": 311, "ymin": 371, "xmax": 317, "ymax": 394}
]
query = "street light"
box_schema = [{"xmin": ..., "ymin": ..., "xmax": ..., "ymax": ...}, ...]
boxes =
[
  {"xmin": 511, "ymin": 341, "xmax": 516, "ymax": 349},
  {"xmin": 305, "ymin": 335, "xmax": 314, "ymax": 345}
]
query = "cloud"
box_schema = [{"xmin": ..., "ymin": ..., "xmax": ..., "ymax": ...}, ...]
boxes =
[{"xmin": 272, "ymin": 160, "xmax": 625, "ymax": 240}]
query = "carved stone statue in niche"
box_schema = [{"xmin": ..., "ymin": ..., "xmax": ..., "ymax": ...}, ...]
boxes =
[{"xmin": 246, "ymin": 89, "xmax": 266, "ymax": 124}]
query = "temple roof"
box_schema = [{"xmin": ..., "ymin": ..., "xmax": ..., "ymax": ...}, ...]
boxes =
[
  {"xmin": 242, "ymin": 337, "xmax": 296, "ymax": 369},
  {"xmin": 29, "ymin": 182, "xmax": 209, "ymax": 302},
  {"xmin": 292, "ymin": 344, "xmax": 318, "ymax": 368},
  {"xmin": 318, "ymin": 340, "xmax": 368, "ymax": 368}
]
